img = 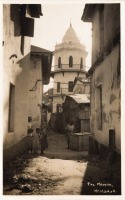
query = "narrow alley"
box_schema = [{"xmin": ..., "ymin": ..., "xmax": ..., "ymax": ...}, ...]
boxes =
[
  {"xmin": 3, "ymin": 130, "xmax": 121, "ymax": 195},
  {"xmin": 2, "ymin": 3, "xmax": 122, "ymax": 198}
]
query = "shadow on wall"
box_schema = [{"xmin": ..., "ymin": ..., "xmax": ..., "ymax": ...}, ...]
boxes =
[{"xmin": 80, "ymin": 156, "xmax": 121, "ymax": 195}]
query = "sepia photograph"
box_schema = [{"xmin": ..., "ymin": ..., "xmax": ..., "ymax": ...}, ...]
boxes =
[{"xmin": 2, "ymin": 0, "xmax": 125, "ymax": 199}]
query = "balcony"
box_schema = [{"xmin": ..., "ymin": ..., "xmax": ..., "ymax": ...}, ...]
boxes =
[{"xmin": 51, "ymin": 64, "xmax": 86, "ymax": 78}]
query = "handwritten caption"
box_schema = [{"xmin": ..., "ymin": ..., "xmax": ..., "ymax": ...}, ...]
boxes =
[{"xmin": 87, "ymin": 181, "xmax": 117, "ymax": 194}]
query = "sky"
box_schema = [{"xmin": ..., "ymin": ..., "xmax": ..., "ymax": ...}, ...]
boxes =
[{"xmin": 31, "ymin": 3, "xmax": 92, "ymax": 92}]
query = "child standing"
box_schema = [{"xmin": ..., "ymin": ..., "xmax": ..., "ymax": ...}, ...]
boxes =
[
  {"xmin": 36, "ymin": 126, "xmax": 48, "ymax": 155},
  {"xmin": 32, "ymin": 129, "xmax": 40, "ymax": 154},
  {"xmin": 27, "ymin": 117, "xmax": 34, "ymax": 154}
]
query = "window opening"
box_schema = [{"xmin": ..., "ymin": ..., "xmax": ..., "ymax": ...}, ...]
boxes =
[
  {"xmin": 69, "ymin": 56, "xmax": 73, "ymax": 67},
  {"xmin": 58, "ymin": 57, "xmax": 61, "ymax": 68},
  {"xmin": 57, "ymin": 82, "xmax": 60, "ymax": 93},
  {"xmin": 80, "ymin": 57, "xmax": 83, "ymax": 69},
  {"xmin": 8, "ymin": 83, "xmax": 15, "ymax": 132}
]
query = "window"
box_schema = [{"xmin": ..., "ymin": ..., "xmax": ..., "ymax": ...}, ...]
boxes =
[
  {"xmin": 68, "ymin": 81, "xmax": 74, "ymax": 92},
  {"xmin": 69, "ymin": 56, "xmax": 73, "ymax": 67},
  {"xmin": 8, "ymin": 83, "xmax": 15, "ymax": 132},
  {"xmin": 58, "ymin": 57, "xmax": 61, "ymax": 68},
  {"xmin": 80, "ymin": 57, "xmax": 83, "ymax": 69},
  {"xmin": 57, "ymin": 82, "xmax": 60, "ymax": 93}
]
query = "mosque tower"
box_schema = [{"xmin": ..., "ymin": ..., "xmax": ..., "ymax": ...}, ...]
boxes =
[{"xmin": 51, "ymin": 23, "xmax": 87, "ymax": 113}]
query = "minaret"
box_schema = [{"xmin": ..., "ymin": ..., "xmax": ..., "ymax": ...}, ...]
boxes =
[{"xmin": 51, "ymin": 24, "xmax": 87, "ymax": 113}]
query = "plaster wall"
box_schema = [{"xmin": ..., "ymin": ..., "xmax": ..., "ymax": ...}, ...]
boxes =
[
  {"xmin": 92, "ymin": 10, "xmax": 100, "ymax": 64},
  {"xmin": 3, "ymin": 5, "xmax": 31, "ymax": 157},
  {"xmin": 28, "ymin": 56, "xmax": 42, "ymax": 129},
  {"xmin": 90, "ymin": 44, "xmax": 120, "ymax": 152}
]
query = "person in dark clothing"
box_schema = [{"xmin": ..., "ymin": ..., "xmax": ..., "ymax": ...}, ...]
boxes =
[
  {"xmin": 27, "ymin": 116, "xmax": 34, "ymax": 154},
  {"xmin": 36, "ymin": 127, "xmax": 48, "ymax": 155},
  {"xmin": 27, "ymin": 128, "xmax": 34, "ymax": 154}
]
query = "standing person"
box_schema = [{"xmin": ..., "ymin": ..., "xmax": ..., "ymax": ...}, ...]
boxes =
[
  {"xmin": 36, "ymin": 126, "xmax": 48, "ymax": 155},
  {"xmin": 32, "ymin": 128, "xmax": 40, "ymax": 154},
  {"xmin": 27, "ymin": 117, "xmax": 34, "ymax": 154},
  {"xmin": 66, "ymin": 121, "xmax": 75, "ymax": 149}
]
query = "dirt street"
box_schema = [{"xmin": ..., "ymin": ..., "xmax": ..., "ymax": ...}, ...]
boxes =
[{"xmin": 3, "ymin": 131, "xmax": 121, "ymax": 195}]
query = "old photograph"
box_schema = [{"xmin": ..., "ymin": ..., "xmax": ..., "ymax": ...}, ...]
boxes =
[{"xmin": 2, "ymin": 0, "xmax": 124, "ymax": 198}]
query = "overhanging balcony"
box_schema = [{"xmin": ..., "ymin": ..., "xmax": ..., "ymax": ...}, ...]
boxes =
[{"xmin": 51, "ymin": 64, "xmax": 86, "ymax": 78}]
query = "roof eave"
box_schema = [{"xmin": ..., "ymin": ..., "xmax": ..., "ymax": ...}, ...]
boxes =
[
  {"xmin": 31, "ymin": 45, "xmax": 53, "ymax": 55},
  {"xmin": 81, "ymin": 4, "xmax": 96, "ymax": 22}
]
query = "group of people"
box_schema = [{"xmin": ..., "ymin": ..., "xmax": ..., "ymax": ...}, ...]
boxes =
[
  {"xmin": 27, "ymin": 117, "xmax": 48, "ymax": 155},
  {"xmin": 27, "ymin": 116, "xmax": 76, "ymax": 153}
]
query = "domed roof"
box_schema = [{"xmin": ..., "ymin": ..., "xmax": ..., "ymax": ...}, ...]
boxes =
[{"xmin": 62, "ymin": 23, "xmax": 80, "ymax": 44}]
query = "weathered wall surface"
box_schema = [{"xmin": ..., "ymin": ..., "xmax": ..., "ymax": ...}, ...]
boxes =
[
  {"xmin": 89, "ymin": 4, "xmax": 120, "ymax": 154},
  {"xmin": 91, "ymin": 9, "xmax": 100, "ymax": 64},
  {"xmin": 92, "ymin": 4, "xmax": 120, "ymax": 65},
  {"xmin": 28, "ymin": 56, "xmax": 42, "ymax": 129},
  {"xmin": 104, "ymin": 4, "xmax": 120, "ymax": 49},
  {"xmin": 3, "ymin": 5, "xmax": 31, "ymax": 162},
  {"xmin": 90, "ymin": 44, "xmax": 120, "ymax": 152}
]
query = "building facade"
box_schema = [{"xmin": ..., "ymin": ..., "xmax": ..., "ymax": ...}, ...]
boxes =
[
  {"xmin": 73, "ymin": 77, "xmax": 90, "ymax": 95},
  {"xmin": 82, "ymin": 4, "xmax": 120, "ymax": 159},
  {"xmin": 29, "ymin": 45, "xmax": 53, "ymax": 130},
  {"xmin": 3, "ymin": 4, "xmax": 42, "ymax": 163},
  {"xmin": 51, "ymin": 23, "xmax": 87, "ymax": 114},
  {"xmin": 63, "ymin": 94, "xmax": 90, "ymax": 133}
]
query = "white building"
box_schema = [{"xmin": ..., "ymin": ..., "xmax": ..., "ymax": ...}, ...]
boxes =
[{"xmin": 51, "ymin": 23, "xmax": 87, "ymax": 113}]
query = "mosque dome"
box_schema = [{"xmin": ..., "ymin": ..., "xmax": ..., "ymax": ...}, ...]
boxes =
[{"xmin": 62, "ymin": 23, "xmax": 80, "ymax": 44}]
